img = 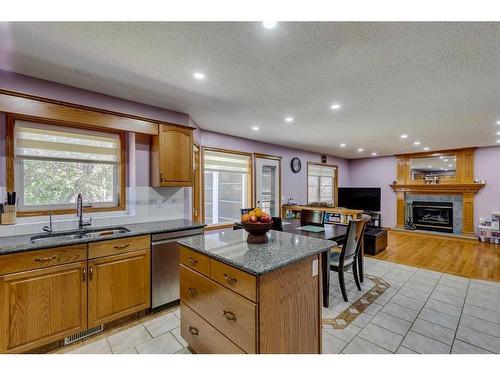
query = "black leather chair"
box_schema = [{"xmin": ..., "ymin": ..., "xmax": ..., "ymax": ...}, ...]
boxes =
[
  {"xmin": 300, "ymin": 210, "xmax": 325, "ymax": 227},
  {"xmin": 330, "ymin": 219, "xmax": 367, "ymax": 302}
]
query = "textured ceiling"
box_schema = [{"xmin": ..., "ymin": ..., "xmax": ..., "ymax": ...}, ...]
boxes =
[{"xmin": 0, "ymin": 22, "xmax": 499, "ymax": 158}]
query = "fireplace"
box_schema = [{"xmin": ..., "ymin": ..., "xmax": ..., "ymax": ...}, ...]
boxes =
[{"xmin": 412, "ymin": 201, "xmax": 454, "ymax": 233}]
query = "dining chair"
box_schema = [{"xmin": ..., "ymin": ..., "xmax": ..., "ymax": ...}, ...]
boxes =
[
  {"xmin": 271, "ymin": 216, "xmax": 283, "ymax": 231},
  {"xmin": 300, "ymin": 210, "xmax": 325, "ymax": 227},
  {"xmin": 330, "ymin": 219, "xmax": 367, "ymax": 302}
]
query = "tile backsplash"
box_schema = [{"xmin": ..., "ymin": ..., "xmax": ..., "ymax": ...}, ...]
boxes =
[{"xmin": 0, "ymin": 186, "xmax": 188, "ymax": 237}]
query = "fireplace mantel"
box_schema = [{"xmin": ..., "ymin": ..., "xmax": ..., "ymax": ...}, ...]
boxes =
[
  {"xmin": 391, "ymin": 147, "xmax": 485, "ymax": 237},
  {"xmin": 390, "ymin": 183, "xmax": 485, "ymax": 194}
]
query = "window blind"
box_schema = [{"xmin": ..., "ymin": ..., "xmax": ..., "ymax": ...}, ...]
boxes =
[
  {"xmin": 308, "ymin": 164, "xmax": 336, "ymax": 177},
  {"xmin": 204, "ymin": 150, "xmax": 250, "ymax": 173},
  {"xmin": 15, "ymin": 121, "xmax": 119, "ymax": 163}
]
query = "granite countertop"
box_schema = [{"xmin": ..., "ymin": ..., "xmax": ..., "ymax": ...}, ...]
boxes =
[
  {"xmin": 178, "ymin": 230, "xmax": 336, "ymax": 275},
  {"xmin": 0, "ymin": 219, "xmax": 206, "ymax": 255}
]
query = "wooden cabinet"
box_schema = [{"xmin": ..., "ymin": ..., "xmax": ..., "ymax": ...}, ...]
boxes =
[
  {"xmin": 151, "ymin": 124, "xmax": 193, "ymax": 187},
  {"xmin": 179, "ymin": 246, "xmax": 321, "ymax": 354},
  {"xmin": 0, "ymin": 235, "xmax": 152, "ymax": 353},
  {"xmin": 0, "ymin": 261, "xmax": 87, "ymax": 353},
  {"xmin": 88, "ymin": 249, "xmax": 150, "ymax": 327}
]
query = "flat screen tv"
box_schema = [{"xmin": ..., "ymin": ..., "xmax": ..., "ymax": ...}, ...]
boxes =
[{"xmin": 338, "ymin": 187, "xmax": 381, "ymax": 212}]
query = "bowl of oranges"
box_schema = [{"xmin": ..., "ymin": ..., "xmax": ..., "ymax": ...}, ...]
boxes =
[{"xmin": 241, "ymin": 208, "xmax": 273, "ymax": 244}]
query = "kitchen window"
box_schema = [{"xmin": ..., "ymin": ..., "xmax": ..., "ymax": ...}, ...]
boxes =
[
  {"xmin": 11, "ymin": 119, "xmax": 125, "ymax": 214},
  {"xmin": 203, "ymin": 148, "xmax": 252, "ymax": 225},
  {"xmin": 307, "ymin": 163, "xmax": 338, "ymax": 204}
]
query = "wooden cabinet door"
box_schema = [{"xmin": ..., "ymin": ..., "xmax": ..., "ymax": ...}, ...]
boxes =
[
  {"xmin": 0, "ymin": 261, "xmax": 87, "ymax": 353},
  {"xmin": 158, "ymin": 124, "xmax": 193, "ymax": 186},
  {"xmin": 88, "ymin": 249, "xmax": 150, "ymax": 327}
]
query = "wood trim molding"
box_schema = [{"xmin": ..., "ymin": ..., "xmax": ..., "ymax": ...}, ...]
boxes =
[
  {"xmin": 0, "ymin": 90, "xmax": 159, "ymax": 135},
  {"xmin": 390, "ymin": 183, "xmax": 485, "ymax": 194}
]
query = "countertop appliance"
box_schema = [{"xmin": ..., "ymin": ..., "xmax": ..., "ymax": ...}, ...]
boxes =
[{"xmin": 151, "ymin": 227, "xmax": 204, "ymax": 309}]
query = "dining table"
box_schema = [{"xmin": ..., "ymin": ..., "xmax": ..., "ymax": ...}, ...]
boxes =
[{"xmin": 281, "ymin": 220, "xmax": 362, "ymax": 308}]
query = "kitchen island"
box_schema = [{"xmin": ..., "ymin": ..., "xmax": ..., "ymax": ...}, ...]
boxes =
[{"xmin": 178, "ymin": 229, "xmax": 336, "ymax": 354}]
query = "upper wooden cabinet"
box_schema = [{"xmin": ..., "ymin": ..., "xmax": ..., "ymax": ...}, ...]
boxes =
[{"xmin": 151, "ymin": 124, "xmax": 193, "ymax": 187}]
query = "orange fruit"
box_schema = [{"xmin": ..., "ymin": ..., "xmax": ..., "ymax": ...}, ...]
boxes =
[{"xmin": 241, "ymin": 214, "xmax": 250, "ymax": 222}]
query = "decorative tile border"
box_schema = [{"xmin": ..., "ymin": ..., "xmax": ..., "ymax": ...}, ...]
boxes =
[{"xmin": 323, "ymin": 275, "xmax": 390, "ymax": 329}]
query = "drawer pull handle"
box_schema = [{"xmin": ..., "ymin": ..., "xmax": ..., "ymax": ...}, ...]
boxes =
[
  {"xmin": 188, "ymin": 326, "xmax": 199, "ymax": 336},
  {"xmin": 82, "ymin": 267, "xmax": 87, "ymax": 282},
  {"xmin": 223, "ymin": 274, "xmax": 237, "ymax": 285},
  {"xmin": 114, "ymin": 244, "xmax": 130, "ymax": 249},
  {"xmin": 89, "ymin": 266, "xmax": 94, "ymax": 281},
  {"xmin": 188, "ymin": 257, "xmax": 198, "ymax": 265},
  {"xmin": 34, "ymin": 256, "xmax": 56, "ymax": 262},
  {"xmin": 188, "ymin": 287, "xmax": 198, "ymax": 297},
  {"xmin": 223, "ymin": 310, "xmax": 237, "ymax": 321}
]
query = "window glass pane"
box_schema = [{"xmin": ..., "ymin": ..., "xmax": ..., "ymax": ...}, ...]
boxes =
[
  {"xmin": 21, "ymin": 159, "xmax": 115, "ymax": 206},
  {"xmin": 308, "ymin": 164, "xmax": 336, "ymax": 204},
  {"xmin": 203, "ymin": 151, "xmax": 251, "ymax": 224},
  {"xmin": 14, "ymin": 120, "xmax": 121, "ymax": 211}
]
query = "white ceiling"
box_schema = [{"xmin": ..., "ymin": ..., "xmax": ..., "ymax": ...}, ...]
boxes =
[{"xmin": 1, "ymin": 22, "xmax": 499, "ymax": 159}]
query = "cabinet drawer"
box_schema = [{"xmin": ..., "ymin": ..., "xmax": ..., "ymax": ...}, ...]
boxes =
[
  {"xmin": 180, "ymin": 265, "xmax": 257, "ymax": 353},
  {"xmin": 179, "ymin": 246, "xmax": 209, "ymax": 276},
  {"xmin": 0, "ymin": 245, "xmax": 87, "ymax": 276},
  {"xmin": 210, "ymin": 259, "xmax": 257, "ymax": 302},
  {"xmin": 88, "ymin": 235, "xmax": 150, "ymax": 259},
  {"xmin": 180, "ymin": 302, "xmax": 244, "ymax": 354}
]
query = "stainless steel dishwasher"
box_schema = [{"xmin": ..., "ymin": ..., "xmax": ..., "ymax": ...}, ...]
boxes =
[{"xmin": 151, "ymin": 228, "xmax": 204, "ymax": 309}]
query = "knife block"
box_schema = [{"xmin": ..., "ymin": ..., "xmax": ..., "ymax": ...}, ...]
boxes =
[{"xmin": 0, "ymin": 205, "xmax": 16, "ymax": 225}]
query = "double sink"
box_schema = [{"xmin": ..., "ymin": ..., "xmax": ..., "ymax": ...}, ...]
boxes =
[{"xmin": 30, "ymin": 227, "xmax": 131, "ymax": 244}]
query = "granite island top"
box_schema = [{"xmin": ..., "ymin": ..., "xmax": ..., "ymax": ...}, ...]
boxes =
[
  {"xmin": 178, "ymin": 229, "xmax": 336, "ymax": 276},
  {"xmin": 0, "ymin": 219, "xmax": 206, "ymax": 255}
]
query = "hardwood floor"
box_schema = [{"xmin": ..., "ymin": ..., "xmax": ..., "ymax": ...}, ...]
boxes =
[{"xmin": 370, "ymin": 230, "xmax": 500, "ymax": 282}]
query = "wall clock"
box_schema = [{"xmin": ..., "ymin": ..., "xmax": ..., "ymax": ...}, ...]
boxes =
[{"xmin": 290, "ymin": 157, "xmax": 302, "ymax": 173}]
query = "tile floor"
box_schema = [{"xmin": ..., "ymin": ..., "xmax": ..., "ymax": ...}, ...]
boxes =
[
  {"xmin": 322, "ymin": 258, "xmax": 500, "ymax": 354},
  {"xmin": 59, "ymin": 258, "xmax": 500, "ymax": 354}
]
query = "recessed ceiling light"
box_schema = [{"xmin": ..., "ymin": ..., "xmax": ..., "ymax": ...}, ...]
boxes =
[
  {"xmin": 496, "ymin": 120, "xmax": 500, "ymax": 125},
  {"xmin": 193, "ymin": 72, "xmax": 205, "ymax": 80},
  {"xmin": 400, "ymin": 134, "xmax": 408, "ymax": 139},
  {"xmin": 428, "ymin": 165, "xmax": 433, "ymax": 168},
  {"xmin": 444, "ymin": 159, "xmax": 448, "ymax": 162},
  {"xmin": 423, "ymin": 147, "xmax": 430, "ymax": 151},
  {"xmin": 358, "ymin": 148, "xmax": 364, "ymax": 152},
  {"xmin": 330, "ymin": 103, "xmax": 341, "ymax": 110},
  {"xmin": 439, "ymin": 156, "xmax": 444, "ymax": 159},
  {"xmin": 448, "ymin": 164, "xmax": 453, "ymax": 167},
  {"xmin": 252, "ymin": 126, "xmax": 260, "ymax": 131},
  {"xmin": 262, "ymin": 21, "xmax": 277, "ymax": 29},
  {"xmin": 441, "ymin": 167, "xmax": 444, "ymax": 170},
  {"xmin": 496, "ymin": 131, "xmax": 500, "ymax": 135},
  {"xmin": 340, "ymin": 143, "xmax": 346, "ymax": 148},
  {"xmin": 413, "ymin": 141, "xmax": 421, "ymax": 146},
  {"xmin": 497, "ymin": 139, "xmax": 500, "ymax": 143},
  {"xmin": 371, "ymin": 152, "xmax": 377, "ymax": 156},
  {"xmin": 285, "ymin": 117, "xmax": 294, "ymax": 123}
]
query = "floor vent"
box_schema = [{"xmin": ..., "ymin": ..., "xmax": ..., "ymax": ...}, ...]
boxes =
[{"xmin": 64, "ymin": 325, "xmax": 103, "ymax": 345}]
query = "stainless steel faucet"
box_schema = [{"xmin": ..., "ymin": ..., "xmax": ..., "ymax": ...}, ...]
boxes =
[
  {"xmin": 76, "ymin": 193, "xmax": 92, "ymax": 231},
  {"xmin": 42, "ymin": 210, "xmax": 53, "ymax": 233}
]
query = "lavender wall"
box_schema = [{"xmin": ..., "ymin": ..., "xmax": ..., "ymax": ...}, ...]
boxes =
[
  {"xmin": 0, "ymin": 70, "xmax": 190, "ymax": 126},
  {"xmin": 347, "ymin": 156, "xmax": 397, "ymax": 228},
  {"xmin": 474, "ymin": 146, "xmax": 500, "ymax": 227},
  {"xmin": 200, "ymin": 130, "xmax": 350, "ymax": 205},
  {"xmin": 0, "ymin": 113, "xmax": 5, "ymax": 188}
]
